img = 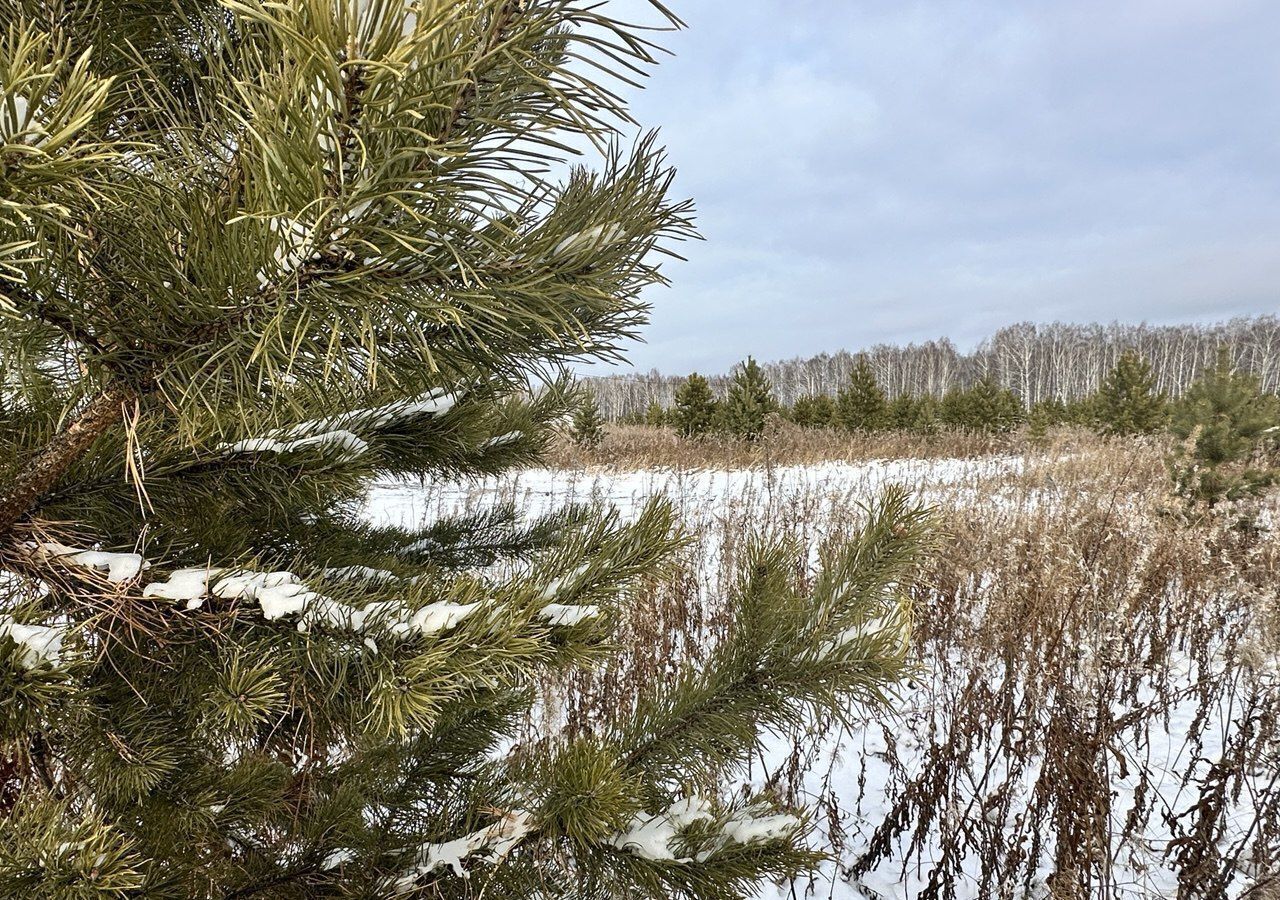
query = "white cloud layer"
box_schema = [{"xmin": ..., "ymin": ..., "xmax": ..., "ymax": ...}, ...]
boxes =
[{"xmin": 601, "ymin": 0, "xmax": 1280, "ymax": 372}]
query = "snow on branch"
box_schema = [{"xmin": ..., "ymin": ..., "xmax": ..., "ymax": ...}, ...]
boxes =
[
  {"xmin": 480, "ymin": 430, "xmax": 522, "ymax": 450},
  {"xmin": 0, "ymin": 615, "xmax": 65, "ymax": 669},
  {"xmin": 551, "ymin": 223, "xmax": 625, "ymax": 261},
  {"xmin": 611, "ymin": 798, "xmax": 801, "ymax": 864},
  {"xmin": 217, "ymin": 389, "xmax": 458, "ymax": 462},
  {"xmin": 0, "ymin": 89, "xmax": 45, "ymax": 146},
  {"xmin": 141, "ymin": 566, "xmax": 480, "ymax": 638},
  {"xmin": 28, "ymin": 541, "xmax": 147, "ymax": 582},
  {"xmin": 537, "ymin": 603, "xmax": 599, "ymax": 627},
  {"xmin": 392, "ymin": 809, "xmax": 533, "ymax": 888}
]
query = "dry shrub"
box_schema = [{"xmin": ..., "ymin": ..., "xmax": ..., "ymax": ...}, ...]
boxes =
[{"xmin": 473, "ymin": 431, "xmax": 1278, "ymax": 897}]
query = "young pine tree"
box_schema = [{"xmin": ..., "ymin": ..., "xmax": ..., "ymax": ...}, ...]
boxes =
[
  {"xmin": 643, "ymin": 400, "xmax": 668, "ymax": 429},
  {"xmin": 790, "ymin": 394, "xmax": 837, "ymax": 429},
  {"xmin": 0, "ymin": 4, "xmax": 935, "ymax": 897},
  {"xmin": 912, "ymin": 394, "xmax": 941, "ymax": 435},
  {"xmin": 1027, "ymin": 398, "xmax": 1067, "ymax": 445},
  {"xmin": 1095, "ymin": 351, "xmax": 1167, "ymax": 436},
  {"xmin": 836, "ymin": 359, "xmax": 888, "ymax": 432},
  {"xmin": 672, "ymin": 372, "xmax": 718, "ymax": 439},
  {"xmin": 722, "ymin": 357, "xmax": 776, "ymax": 441},
  {"xmin": 571, "ymin": 393, "xmax": 606, "ymax": 449},
  {"xmin": 964, "ymin": 377, "xmax": 1023, "ymax": 433},
  {"xmin": 1169, "ymin": 351, "xmax": 1280, "ymax": 506},
  {"xmin": 887, "ymin": 394, "xmax": 921, "ymax": 430}
]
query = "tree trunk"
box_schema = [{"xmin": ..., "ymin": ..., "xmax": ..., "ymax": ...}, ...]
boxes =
[{"xmin": 0, "ymin": 386, "xmax": 131, "ymax": 538}]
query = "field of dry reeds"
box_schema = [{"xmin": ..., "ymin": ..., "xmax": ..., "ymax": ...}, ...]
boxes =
[{"xmin": 369, "ymin": 424, "xmax": 1280, "ymax": 899}]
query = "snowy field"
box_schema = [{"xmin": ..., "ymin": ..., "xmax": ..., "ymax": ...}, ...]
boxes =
[
  {"xmin": 364, "ymin": 454, "xmax": 1279, "ymax": 900},
  {"xmin": 364, "ymin": 456, "xmax": 1025, "ymax": 531}
]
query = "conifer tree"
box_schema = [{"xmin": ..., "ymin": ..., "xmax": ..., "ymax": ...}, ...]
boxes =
[
  {"xmin": 1026, "ymin": 399, "xmax": 1066, "ymax": 445},
  {"xmin": 644, "ymin": 400, "xmax": 668, "ymax": 429},
  {"xmin": 0, "ymin": 4, "xmax": 934, "ymax": 896},
  {"xmin": 571, "ymin": 393, "xmax": 606, "ymax": 449},
  {"xmin": 836, "ymin": 359, "xmax": 888, "ymax": 432},
  {"xmin": 672, "ymin": 372, "xmax": 718, "ymax": 439},
  {"xmin": 948, "ymin": 378, "xmax": 1022, "ymax": 433},
  {"xmin": 887, "ymin": 394, "xmax": 921, "ymax": 430},
  {"xmin": 722, "ymin": 357, "xmax": 775, "ymax": 441},
  {"xmin": 1169, "ymin": 350, "xmax": 1280, "ymax": 506},
  {"xmin": 1095, "ymin": 351, "xmax": 1167, "ymax": 436},
  {"xmin": 790, "ymin": 394, "xmax": 836, "ymax": 429},
  {"xmin": 912, "ymin": 394, "xmax": 941, "ymax": 435},
  {"xmin": 939, "ymin": 386, "xmax": 969, "ymax": 431}
]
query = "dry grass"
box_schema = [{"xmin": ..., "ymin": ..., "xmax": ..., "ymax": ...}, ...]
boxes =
[
  {"xmin": 433, "ymin": 428, "xmax": 1280, "ymax": 898},
  {"xmin": 544, "ymin": 418, "xmax": 1033, "ymax": 469}
]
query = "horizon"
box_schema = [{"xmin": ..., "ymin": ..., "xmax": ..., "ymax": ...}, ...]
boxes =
[{"xmin": 588, "ymin": 310, "xmax": 1279, "ymax": 379}]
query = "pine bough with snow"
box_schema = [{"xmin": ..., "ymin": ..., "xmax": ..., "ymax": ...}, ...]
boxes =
[{"xmin": 0, "ymin": 3, "xmax": 932, "ymax": 897}]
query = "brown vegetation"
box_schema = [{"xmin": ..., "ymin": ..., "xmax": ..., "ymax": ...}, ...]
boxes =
[{"xmin": 520, "ymin": 425, "xmax": 1280, "ymax": 897}]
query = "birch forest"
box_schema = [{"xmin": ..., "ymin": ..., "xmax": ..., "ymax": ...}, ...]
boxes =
[{"xmin": 588, "ymin": 316, "xmax": 1280, "ymax": 420}]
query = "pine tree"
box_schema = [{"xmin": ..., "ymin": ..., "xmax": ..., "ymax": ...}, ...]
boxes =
[
  {"xmin": 672, "ymin": 372, "xmax": 718, "ymax": 438},
  {"xmin": 939, "ymin": 386, "xmax": 971, "ymax": 431},
  {"xmin": 790, "ymin": 394, "xmax": 837, "ymax": 429},
  {"xmin": 967, "ymin": 378, "xmax": 1022, "ymax": 433},
  {"xmin": 939, "ymin": 380, "xmax": 1020, "ymax": 433},
  {"xmin": 1064, "ymin": 395, "xmax": 1100, "ymax": 428},
  {"xmin": 572, "ymin": 393, "xmax": 606, "ymax": 449},
  {"xmin": 722, "ymin": 356, "xmax": 775, "ymax": 441},
  {"xmin": 1169, "ymin": 350, "xmax": 1280, "ymax": 506},
  {"xmin": 1095, "ymin": 351, "xmax": 1167, "ymax": 436},
  {"xmin": 888, "ymin": 394, "xmax": 921, "ymax": 430},
  {"xmin": 1026, "ymin": 398, "xmax": 1067, "ymax": 445},
  {"xmin": 0, "ymin": 5, "xmax": 936, "ymax": 896},
  {"xmin": 836, "ymin": 359, "xmax": 888, "ymax": 432},
  {"xmin": 644, "ymin": 400, "xmax": 668, "ymax": 429}
]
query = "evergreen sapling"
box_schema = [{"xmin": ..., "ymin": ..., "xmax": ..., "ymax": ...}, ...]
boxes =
[
  {"xmin": 721, "ymin": 357, "xmax": 775, "ymax": 441},
  {"xmin": 672, "ymin": 373, "xmax": 718, "ymax": 439}
]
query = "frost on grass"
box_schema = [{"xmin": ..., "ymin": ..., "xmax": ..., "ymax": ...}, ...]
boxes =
[
  {"xmin": 0, "ymin": 616, "xmax": 65, "ymax": 669},
  {"xmin": 393, "ymin": 809, "xmax": 532, "ymax": 887},
  {"xmin": 30, "ymin": 541, "xmax": 147, "ymax": 582}
]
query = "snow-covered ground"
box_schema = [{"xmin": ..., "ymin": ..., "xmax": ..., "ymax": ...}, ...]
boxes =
[
  {"xmin": 365, "ymin": 457, "xmax": 1025, "ymax": 530},
  {"xmin": 364, "ymin": 457, "xmax": 1278, "ymax": 900}
]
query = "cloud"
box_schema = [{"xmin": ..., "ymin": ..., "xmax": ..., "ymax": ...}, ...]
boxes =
[{"xmin": 597, "ymin": 0, "xmax": 1280, "ymax": 374}]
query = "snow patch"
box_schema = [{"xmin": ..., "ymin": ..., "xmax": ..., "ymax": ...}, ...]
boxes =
[
  {"xmin": 612, "ymin": 797, "xmax": 715, "ymax": 862},
  {"xmin": 394, "ymin": 809, "xmax": 532, "ymax": 886},
  {"xmin": 538, "ymin": 603, "xmax": 599, "ymax": 627},
  {"xmin": 0, "ymin": 616, "xmax": 65, "ymax": 669},
  {"xmin": 32, "ymin": 541, "xmax": 147, "ymax": 582},
  {"xmin": 142, "ymin": 567, "xmax": 223, "ymax": 609}
]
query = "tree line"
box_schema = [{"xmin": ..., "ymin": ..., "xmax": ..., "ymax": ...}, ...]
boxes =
[
  {"xmin": 574, "ymin": 349, "xmax": 1280, "ymax": 509},
  {"xmin": 586, "ymin": 316, "xmax": 1280, "ymax": 420}
]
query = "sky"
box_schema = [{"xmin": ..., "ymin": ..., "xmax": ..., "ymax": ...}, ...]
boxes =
[{"xmin": 595, "ymin": 0, "xmax": 1280, "ymax": 375}]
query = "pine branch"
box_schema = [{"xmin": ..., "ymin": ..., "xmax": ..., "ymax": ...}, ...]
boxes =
[{"xmin": 0, "ymin": 383, "xmax": 132, "ymax": 538}]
